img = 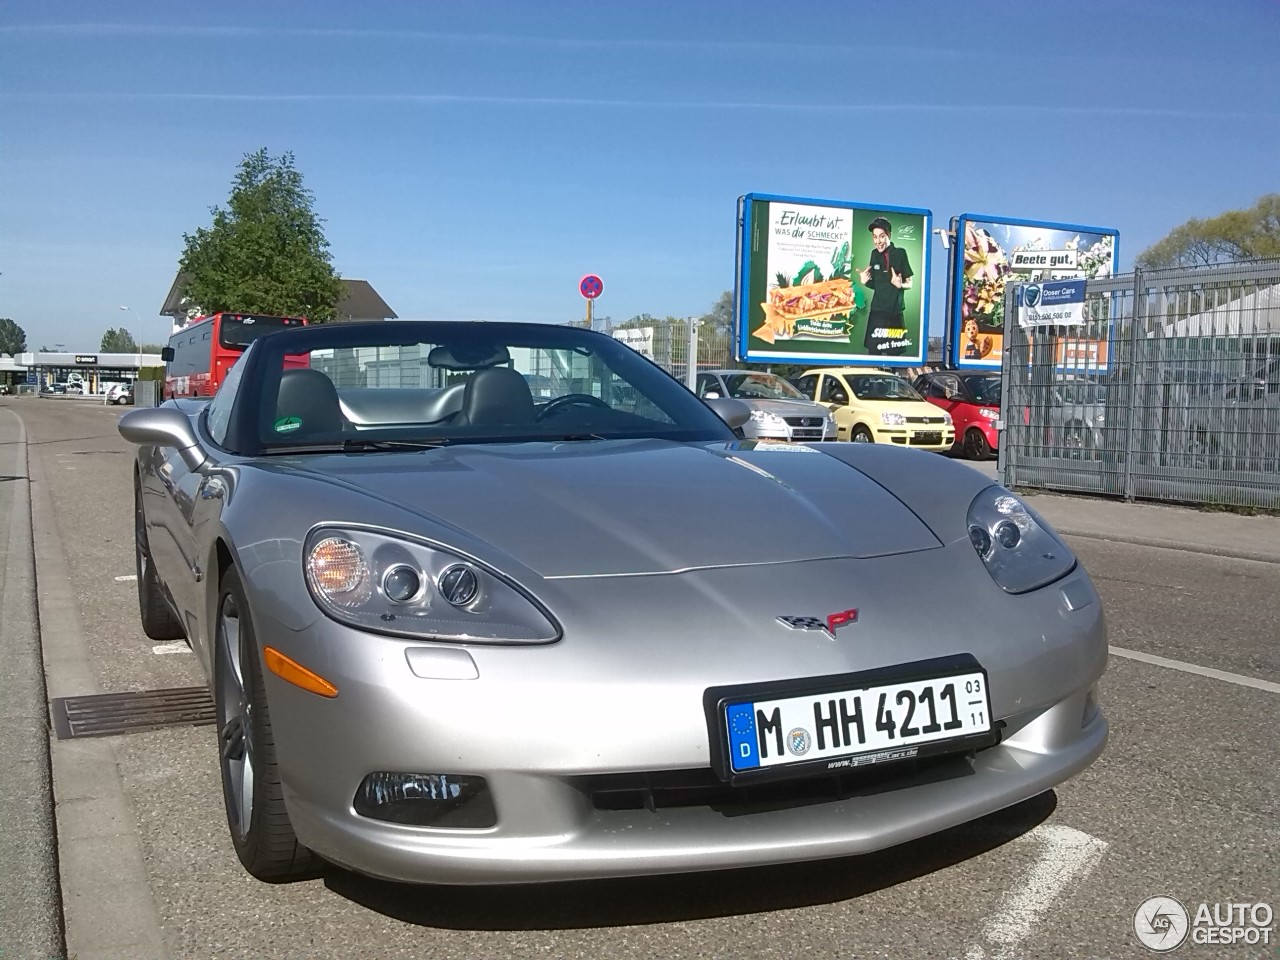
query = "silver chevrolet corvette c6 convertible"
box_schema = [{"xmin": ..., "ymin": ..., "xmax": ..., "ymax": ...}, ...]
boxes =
[{"xmin": 118, "ymin": 320, "xmax": 1107, "ymax": 886}]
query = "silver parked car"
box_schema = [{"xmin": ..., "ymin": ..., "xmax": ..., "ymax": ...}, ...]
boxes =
[
  {"xmin": 118, "ymin": 321, "xmax": 1107, "ymax": 886},
  {"xmin": 696, "ymin": 369, "xmax": 836, "ymax": 441}
]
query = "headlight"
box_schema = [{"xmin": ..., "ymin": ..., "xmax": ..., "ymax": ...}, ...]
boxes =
[
  {"xmin": 979, "ymin": 407, "xmax": 1000, "ymax": 420},
  {"xmin": 966, "ymin": 487, "xmax": 1075, "ymax": 593},
  {"xmin": 880, "ymin": 411, "xmax": 906, "ymax": 425},
  {"xmin": 304, "ymin": 527, "xmax": 560, "ymax": 643},
  {"xmin": 942, "ymin": 412, "xmax": 953, "ymax": 426},
  {"xmin": 749, "ymin": 409, "xmax": 787, "ymax": 427}
]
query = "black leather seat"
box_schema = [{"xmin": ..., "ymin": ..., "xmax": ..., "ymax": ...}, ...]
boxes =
[
  {"xmin": 276, "ymin": 368, "xmax": 345, "ymax": 437},
  {"xmin": 456, "ymin": 367, "xmax": 536, "ymax": 426}
]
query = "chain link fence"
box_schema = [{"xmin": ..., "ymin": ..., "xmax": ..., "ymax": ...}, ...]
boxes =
[{"xmin": 1000, "ymin": 259, "xmax": 1280, "ymax": 509}]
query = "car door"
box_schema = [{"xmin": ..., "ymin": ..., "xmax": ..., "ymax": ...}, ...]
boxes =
[
  {"xmin": 140, "ymin": 439, "xmax": 202, "ymax": 633},
  {"xmin": 819, "ymin": 374, "xmax": 854, "ymax": 438}
]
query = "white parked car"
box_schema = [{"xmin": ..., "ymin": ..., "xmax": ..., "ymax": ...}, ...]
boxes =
[{"xmin": 696, "ymin": 370, "xmax": 837, "ymax": 442}]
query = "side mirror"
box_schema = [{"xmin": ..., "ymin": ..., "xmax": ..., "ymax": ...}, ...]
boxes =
[
  {"xmin": 161, "ymin": 346, "xmax": 175, "ymax": 362},
  {"xmin": 704, "ymin": 397, "xmax": 752, "ymax": 430},
  {"xmin": 118, "ymin": 407, "xmax": 207, "ymax": 471}
]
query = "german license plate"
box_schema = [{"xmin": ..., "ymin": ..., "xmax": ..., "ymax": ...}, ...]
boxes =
[
  {"xmin": 718, "ymin": 665, "xmax": 991, "ymax": 777},
  {"xmin": 915, "ymin": 431, "xmax": 943, "ymax": 444}
]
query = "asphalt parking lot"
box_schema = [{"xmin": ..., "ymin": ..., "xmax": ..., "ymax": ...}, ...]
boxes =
[{"xmin": 2, "ymin": 395, "xmax": 1277, "ymax": 960}]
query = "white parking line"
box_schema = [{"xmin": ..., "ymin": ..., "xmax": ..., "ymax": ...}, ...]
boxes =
[
  {"xmin": 1110, "ymin": 645, "xmax": 1280, "ymax": 694},
  {"xmin": 962, "ymin": 824, "xmax": 1109, "ymax": 960},
  {"xmin": 151, "ymin": 641, "xmax": 190, "ymax": 656},
  {"xmin": 114, "ymin": 574, "xmax": 138, "ymax": 581}
]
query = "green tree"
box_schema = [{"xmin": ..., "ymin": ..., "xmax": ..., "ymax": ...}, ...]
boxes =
[
  {"xmin": 1137, "ymin": 193, "xmax": 1280, "ymax": 269},
  {"xmin": 0, "ymin": 317, "xmax": 27, "ymax": 354},
  {"xmin": 101, "ymin": 328, "xmax": 138, "ymax": 352},
  {"xmin": 178, "ymin": 148, "xmax": 343, "ymax": 323},
  {"xmin": 698, "ymin": 290, "xmax": 734, "ymax": 338}
]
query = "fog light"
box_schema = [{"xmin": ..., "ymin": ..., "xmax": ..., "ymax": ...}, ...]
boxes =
[{"xmin": 353, "ymin": 773, "xmax": 496, "ymax": 827}]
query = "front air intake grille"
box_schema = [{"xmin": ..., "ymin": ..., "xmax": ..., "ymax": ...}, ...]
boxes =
[{"xmin": 579, "ymin": 753, "xmax": 973, "ymax": 814}]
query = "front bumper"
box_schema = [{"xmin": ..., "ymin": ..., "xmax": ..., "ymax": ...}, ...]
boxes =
[
  {"xmin": 873, "ymin": 426, "xmax": 955, "ymax": 452},
  {"xmin": 283, "ymin": 689, "xmax": 1106, "ymax": 884},
  {"xmin": 257, "ymin": 551, "xmax": 1107, "ymax": 885},
  {"xmin": 744, "ymin": 423, "xmax": 837, "ymax": 442}
]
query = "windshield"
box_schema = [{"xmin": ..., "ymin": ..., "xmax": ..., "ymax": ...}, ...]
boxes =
[
  {"xmin": 234, "ymin": 321, "xmax": 736, "ymax": 453},
  {"xmin": 962, "ymin": 375, "xmax": 1002, "ymax": 405},
  {"xmin": 219, "ymin": 314, "xmax": 306, "ymax": 349},
  {"xmin": 722, "ymin": 372, "xmax": 805, "ymax": 401},
  {"xmin": 846, "ymin": 374, "xmax": 923, "ymax": 401}
]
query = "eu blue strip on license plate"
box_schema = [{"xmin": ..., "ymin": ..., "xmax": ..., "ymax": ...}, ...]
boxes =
[{"xmin": 726, "ymin": 671, "xmax": 990, "ymax": 772}]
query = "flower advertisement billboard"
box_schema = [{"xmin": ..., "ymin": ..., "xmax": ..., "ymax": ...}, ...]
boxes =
[
  {"xmin": 736, "ymin": 193, "xmax": 930, "ymax": 366},
  {"xmin": 951, "ymin": 215, "xmax": 1118, "ymax": 370}
]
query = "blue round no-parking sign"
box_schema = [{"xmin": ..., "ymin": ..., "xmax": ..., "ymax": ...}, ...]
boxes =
[{"xmin": 579, "ymin": 274, "xmax": 603, "ymax": 300}]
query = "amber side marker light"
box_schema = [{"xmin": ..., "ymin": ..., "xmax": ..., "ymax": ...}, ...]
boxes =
[{"xmin": 264, "ymin": 646, "xmax": 339, "ymax": 698}]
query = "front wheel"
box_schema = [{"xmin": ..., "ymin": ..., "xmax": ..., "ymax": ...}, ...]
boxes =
[
  {"xmin": 851, "ymin": 426, "xmax": 874, "ymax": 443},
  {"xmin": 215, "ymin": 567, "xmax": 323, "ymax": 883},
  {"xmin": 963, "ymin": 428, "xmax": 991, "ymax": 460}
]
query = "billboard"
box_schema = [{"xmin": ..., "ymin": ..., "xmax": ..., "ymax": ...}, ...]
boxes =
[
  {"xmin": 737, "ymin": 193, "xmax": 930, "ymax": 366},
  {"xmin": 950, "ymin": 215, "xmax": 1118, "ymax": 369}
]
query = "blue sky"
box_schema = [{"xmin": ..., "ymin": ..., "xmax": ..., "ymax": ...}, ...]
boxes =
[{"xmin": 2, "ymin": 0, "xmax": 1277, "ymax": 351}]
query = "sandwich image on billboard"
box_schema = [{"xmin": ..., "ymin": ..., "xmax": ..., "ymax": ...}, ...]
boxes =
[
  {"xmin": 737, "ymin": 193, "xmax": 930, "ymax": 366},
  {"xmin": 951, "ymin": 215, "xmax": 1118, "ymax": 369}
]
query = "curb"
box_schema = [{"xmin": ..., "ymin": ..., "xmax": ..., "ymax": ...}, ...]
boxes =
[
  {"xmin": 27, "ymin": 417, "xmax": 173, "ymax": 960},
  {"xmin": 0, "ymin": 409, "xmax": 64, "ymax": 959},
  {"xmin": 1053, "ymin": 526, "xmax": 1280, "ymax": 565}
]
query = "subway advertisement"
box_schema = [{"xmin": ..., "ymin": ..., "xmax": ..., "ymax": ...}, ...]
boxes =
[
  {"xmin": 951, "ymin": 214, "xmax": 1119, "ymax": 370},
  {"xmin": 736, "ymin": 193, "xmax": 930, "ymax": 366}
]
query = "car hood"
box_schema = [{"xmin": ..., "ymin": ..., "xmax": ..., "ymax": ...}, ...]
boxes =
[
  {"xmin": 263, "ymin": 440, "xmax": 941, "ymax": 578},
  {"xmin": 738, "ymin": 397, "xmax": 830, "ymax": 418}
]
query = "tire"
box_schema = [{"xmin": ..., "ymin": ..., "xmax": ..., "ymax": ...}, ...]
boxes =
[
  {"xmin": 215, "ymin": 567, "xmax": 322, "ymax": 883},
  {"xmin": 135, "ymin": 480, "xmax": 185, "ymax": 641},
  {"xmin": 963, "ymin": 428, "xmax": 991, "ymax": 460},
  {"xmin": 851, "ymin": 425, "xmax": 874, "ymax": 443}
]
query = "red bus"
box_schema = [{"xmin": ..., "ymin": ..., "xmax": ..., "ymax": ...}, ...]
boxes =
[{"xmin": 162, "ymin": 313, "xmax": 306, "ymax": 398}]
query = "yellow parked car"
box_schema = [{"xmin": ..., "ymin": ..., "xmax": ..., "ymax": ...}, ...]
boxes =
[{"xmin": 792, "ymin": 368, "xmax": 954, "ymax": 450}]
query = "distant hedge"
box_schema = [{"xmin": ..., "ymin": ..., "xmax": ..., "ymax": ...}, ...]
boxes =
[{"xmin": 136, "ymin": 365, "xmax": 166, "ymax": 382}]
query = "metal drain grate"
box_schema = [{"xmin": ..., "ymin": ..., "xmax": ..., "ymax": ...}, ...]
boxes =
[{"xmin": 51, "ymin": 686, "xmax": 216, "ymax": 740}]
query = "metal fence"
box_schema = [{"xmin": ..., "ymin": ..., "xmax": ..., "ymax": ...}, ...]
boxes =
[
  {"xmin": 592, "ymin": 319, "xmax": 736, "ymax": 386},
  {"xmin": 1000, "ymin": 259, "xmax": 1280, "ymax": 509}
]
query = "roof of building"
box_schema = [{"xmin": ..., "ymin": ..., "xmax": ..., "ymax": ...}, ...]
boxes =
[{"xmin": 159, "ymin": 274, "xmax": 397, "ymax": 321}]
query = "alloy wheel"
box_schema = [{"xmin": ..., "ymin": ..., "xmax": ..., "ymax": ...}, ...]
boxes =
[{"xmin": 217, "ymin": 592, "xmax": 255, "ymax": 841}]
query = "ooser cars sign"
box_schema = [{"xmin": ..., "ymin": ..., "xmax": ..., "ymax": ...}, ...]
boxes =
[
  {"xmin": 950, "ymin": 214, "xmax": 1118, "ymax": 370},
  {"xmin": 736, "ymin": 193, "xmax": 930, "ymax": 367}
]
